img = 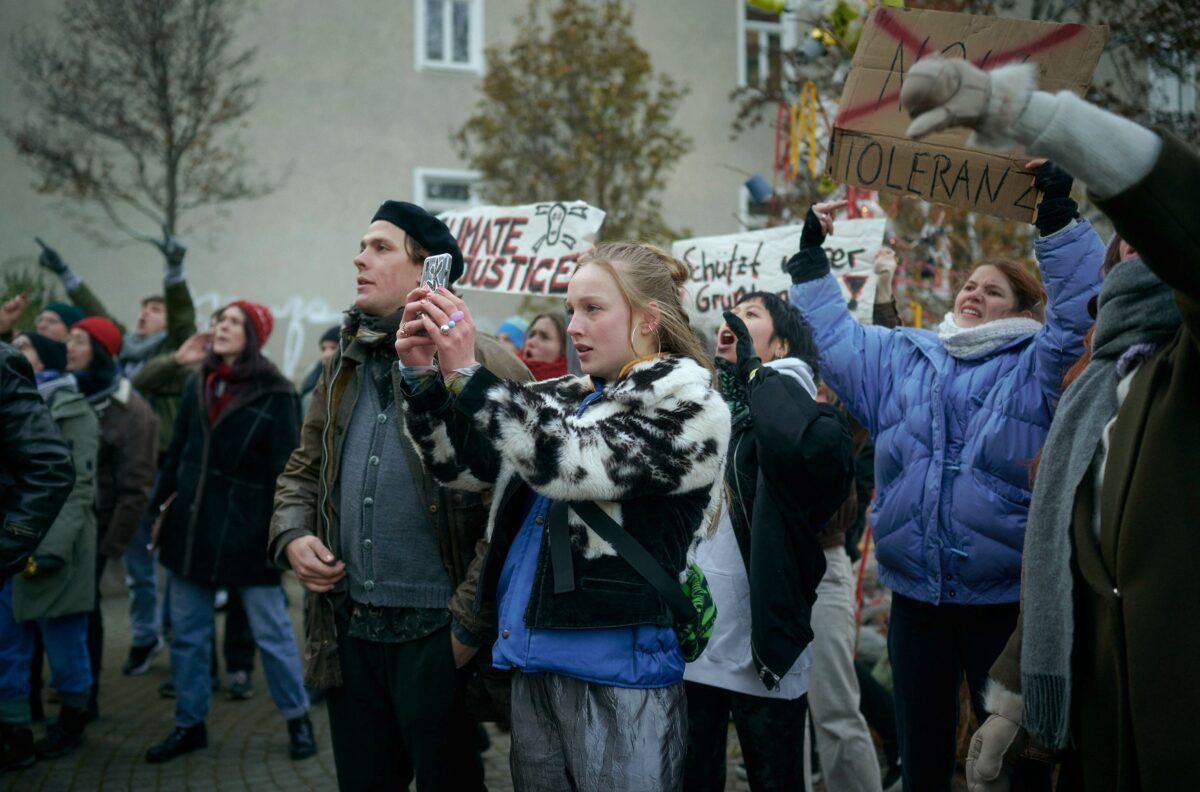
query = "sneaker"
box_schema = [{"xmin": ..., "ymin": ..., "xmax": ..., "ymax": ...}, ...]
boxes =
[
  {"xmin": 882, "ymin": 763, "xmax": 903, "ymax": 792},
  {"xmin": 145, "ymin": 723, "xmax": 207, "ymax": 763},
  {"xmin": 225, "ymin": 671, "xmax": 254, "ymax": 701},
  {"xmin": 33, "ymin": 706, "xmax": 86, "ymax": 760},
  {"xmin": 0, "ymin": 724, "xmax": 34, "ymax": 773},
  {"xmin": 122, "ymin": 637, "xmax": 165, "ymax": 676},
  {"xmin": 287, "ymin": 715, "xmax": 316, "ymax": 760}
]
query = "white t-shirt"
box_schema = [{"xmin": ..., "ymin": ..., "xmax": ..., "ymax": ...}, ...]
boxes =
[{"xmin": 684, "ymin": 509, "xmax": 811, "ymax": 699}]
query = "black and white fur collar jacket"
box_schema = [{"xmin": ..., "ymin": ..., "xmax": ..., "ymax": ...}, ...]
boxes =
[{"xmin": 401, "ymin": 354, "xmax": 730, "ymax": 632}]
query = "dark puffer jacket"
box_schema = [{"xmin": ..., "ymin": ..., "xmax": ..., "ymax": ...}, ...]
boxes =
[
  {"xmin": 157, "ymin": 365, "xmax": 300, "ymax": 587},
  {"xmin": 724, "ymin": 364, "xmax": 853, "ymax": 688},
  {"xmin": 0, "ymin": 344, "xmax": 73, "ymax": 580}
]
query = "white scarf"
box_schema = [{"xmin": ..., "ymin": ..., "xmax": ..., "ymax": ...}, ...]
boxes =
[{"xmin": 936, "ymin": 313, "xmax": 1042, "ymax": 360}]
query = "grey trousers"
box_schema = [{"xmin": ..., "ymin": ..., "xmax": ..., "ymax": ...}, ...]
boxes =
[{"xmin": 510, "ymin": 670, "xmax": 687, "ymax": 792}]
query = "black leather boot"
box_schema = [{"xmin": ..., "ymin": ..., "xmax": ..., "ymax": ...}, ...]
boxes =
[
  {"xmin": 287, "ymin": 715, "xmax": 316, "ymax": 760},
  {"xmin": 33, "ymin": 705, "xmax": 87, "ymax": 759},
  {"xmin": 145, "ymin": 723, "xmax": 207, "ymax": 764}
]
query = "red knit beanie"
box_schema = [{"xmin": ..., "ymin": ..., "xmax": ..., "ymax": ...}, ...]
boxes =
[
  {"xmin": 229, "ymin": 300, "xmax": 274, "ymax": 346},
  {"xmin": 72, "ymin": 316, "xmax": 122, "ymax": 358}
]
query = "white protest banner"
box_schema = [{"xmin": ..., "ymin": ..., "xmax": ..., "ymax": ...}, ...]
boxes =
[
  {"xmin": 673, "ymin": 218, "xmax": 888, "ymax": 335},
  {"xmin": 441, "ymin": 201, "xmax": 606, "ymax": 296}
]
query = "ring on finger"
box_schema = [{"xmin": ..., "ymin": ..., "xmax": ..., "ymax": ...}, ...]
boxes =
[
  {"xmin": 449, "ymin": 310, "xmax": 465, "ymax": 322},
  {"xmin": 439, "ymin": 323, "xmax": 451, "ymax": 335}
]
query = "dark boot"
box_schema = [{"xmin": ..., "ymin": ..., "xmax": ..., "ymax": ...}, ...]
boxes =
[
  {"xmin": 145, "ymin": 723, "xmax": 207, "ymax": 764},
  {"xmin": 0, "ymin": 723, "xmax": 35, "ymax": 773},
  {"xmin": 287, "ymin": 715, "xmax": 316, "ymax": 760},
  {"xmin": 33, "ymin": 705, "xmax": 86, "ymax": 759}
]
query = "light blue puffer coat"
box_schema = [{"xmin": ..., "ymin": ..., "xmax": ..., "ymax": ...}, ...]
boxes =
[{"xmin": 790, "ymin": 220, "xmax": 1103, "ymax": 605}]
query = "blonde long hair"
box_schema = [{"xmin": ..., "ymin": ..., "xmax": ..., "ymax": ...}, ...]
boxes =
[{"xmin": 575, "ymin": 242, "xmax": 714, "ymax": 378}]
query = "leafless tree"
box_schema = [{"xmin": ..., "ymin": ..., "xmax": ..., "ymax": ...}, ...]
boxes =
[{"xmin": 4, "ymin": 0, "xmax": 273, "ymax": 247}]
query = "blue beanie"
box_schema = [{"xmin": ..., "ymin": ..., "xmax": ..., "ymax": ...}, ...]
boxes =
[
  {"xmin": 43, "ymin": 301, "xmax": 84, "ymax": 327},
  {"xmin": 495, "ymin": 315, "xmax": 529, "ymax": 350}
]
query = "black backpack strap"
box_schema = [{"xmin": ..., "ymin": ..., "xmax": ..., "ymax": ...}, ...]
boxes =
[
  {"xmin": 547, "ymin": 500, "xmax": 576, "ymax": 594},
  {"xmin": 567, "ymin": 500, "xmax": 695, "ymax": 624}
]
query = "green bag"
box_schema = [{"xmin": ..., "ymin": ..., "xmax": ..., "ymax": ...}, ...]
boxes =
[
  {"xmin": 567, "ymin": 501, "xmax": 717, "ymax": 663},
  {"xmin": 675, "ymin": 562, "xmax": 717, "ymax": 661}
]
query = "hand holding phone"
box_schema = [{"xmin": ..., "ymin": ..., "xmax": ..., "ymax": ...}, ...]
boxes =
[{"xmin": 421, "ymin": 253, "xmax": 452, "ymax": 292}]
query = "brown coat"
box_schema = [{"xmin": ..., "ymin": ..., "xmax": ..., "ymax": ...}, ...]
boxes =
[
  {"xmin": 268, "ymin": 325, "xmax": 530, "ymax": 689},
  {"xmin": 93, "ymin": 378, "xmax": 160, "ymax": 559},
  {"xmin": 991, "ymin": 130, "xmax": 1200, "ymax": 791}
]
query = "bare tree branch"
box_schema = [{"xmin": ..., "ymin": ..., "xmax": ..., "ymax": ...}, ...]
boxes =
[{"xmin": 3, "ymin": 0, "xmax": 278, "ymax": 245}]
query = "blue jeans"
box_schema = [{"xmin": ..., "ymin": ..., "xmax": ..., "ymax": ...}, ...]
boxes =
[
  {"xmin": 0, "ymin": 581, "xmax": 92, "ymax": 724},
  {"xmin": 124, "ymin": 511, "xmax": 162, "ymax": 647},
  {"xmin": 168, "ymin": 576, "xmax": 308, "ymax": 728}
]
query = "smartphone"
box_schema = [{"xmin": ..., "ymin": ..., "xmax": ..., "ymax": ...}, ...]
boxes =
[{"xmin": 421, "ymin": 253, "xmax": 452, "ymax": 292}]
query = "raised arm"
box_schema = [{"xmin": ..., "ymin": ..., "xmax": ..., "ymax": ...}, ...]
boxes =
[{"xmin": 788, "ymin": 204, "xmax": 900, "ymax": 434}]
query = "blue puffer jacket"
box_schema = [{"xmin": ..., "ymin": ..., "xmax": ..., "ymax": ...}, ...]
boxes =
[{"xmin": 790, "ymin": 220, "xmax": 1103, "ymax": 606}]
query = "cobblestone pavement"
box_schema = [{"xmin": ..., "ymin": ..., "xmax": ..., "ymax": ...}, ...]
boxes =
[{"xmin": 1, "ymin": 567, "xmax": 761, "ymax": 791}]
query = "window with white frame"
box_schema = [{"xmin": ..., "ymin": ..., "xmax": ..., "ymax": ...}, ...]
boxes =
[
  {"xmin": 738, "ymin": 4, "xmax": 794, "ymax": 91},
  {"xmin": 414, "ymin": 168, "xmax": 481, "ymax": 215},
  {"xmin": 1148, "ymin": 57, "xmax": 1197, "ymax": 117},
  {"xmin": 416, "ymin": 0, "xmax": 482, "ymax": 73}
]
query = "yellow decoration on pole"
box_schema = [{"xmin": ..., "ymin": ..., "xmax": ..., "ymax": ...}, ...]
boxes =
[
  {"xmin": 792, "ymin": 80, "xmax": 820, "ymax": 179},
  {"xmin": 911, "ymin": 301, "xmax": 923, "ymax": 328}
]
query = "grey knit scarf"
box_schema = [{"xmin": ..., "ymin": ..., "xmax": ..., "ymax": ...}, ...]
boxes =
[{"xmin": 1020, "ymin": 257, "xmax": 1180, "ymax": 749}]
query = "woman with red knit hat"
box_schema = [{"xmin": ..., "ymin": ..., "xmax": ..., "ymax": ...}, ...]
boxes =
[
  {"xmin": 142, "ymin": 300, "xmax": 314, "ymax": 764},
  {"xmin": 66, "ymin": 316, "xmax": 160, "ymax": 719}
]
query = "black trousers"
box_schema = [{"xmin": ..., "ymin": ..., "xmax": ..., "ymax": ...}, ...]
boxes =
[
  {"xmin": 888, "ymin": 593, "xmax": 1019, "ymax": 792},
  {"xmin": 683, "ymin": 680, "xmax": 808, "ymax": 791},
  {"xmin": 325, "ymin": 623, "xmax": 485, "ymax": 792}
]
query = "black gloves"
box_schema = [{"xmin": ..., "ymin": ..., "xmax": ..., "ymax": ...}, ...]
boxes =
[
  {"xmin": 1033, "ymin": 162, "xmax": 1078, "ymax": 237},
  {"xmin": 152, "ymin": 225, "xmax": 187, "ymax": 279},
  {"xmin": 786, "ymin": 207, "xmax": 832, "ymax": 284},
  {"xmin": 35, "ymin": 237, "xmax": 69, "ymax": 276},
  {"xmin": 722, "ymin": 311, "xmax": 772, "ymax": 386}
]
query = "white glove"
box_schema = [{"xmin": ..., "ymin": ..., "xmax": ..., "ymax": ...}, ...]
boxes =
[
  {"xmin": 966, "ymin": 684, "xmax": 1025, "ymax": 792},
  {"xmin": 900, "ymin": 56, "xmax": 1038, "ymax": 148},
  {"xmin": 901, "ymin": 56, "xmax": 993, "ymax": 140}
]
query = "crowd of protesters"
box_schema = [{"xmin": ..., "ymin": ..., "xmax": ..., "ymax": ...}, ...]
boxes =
[{"xmin": 0, "ymin": 54, "xmax": 1196, "ymax": 792}]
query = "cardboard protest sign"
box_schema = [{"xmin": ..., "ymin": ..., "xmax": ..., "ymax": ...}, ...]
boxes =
[
  {"xmin": 829, "ymin": 8, "xmax": 1107, "ymax": 221},
  {"xmin": 672, "ymin": 218, "xmax": 888, "ymax": 336},
  {"xmin": 441, "ymin": 202, "xmax": 606, "ymax": 296}
]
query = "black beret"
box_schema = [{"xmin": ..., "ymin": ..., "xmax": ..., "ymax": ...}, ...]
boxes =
[
  {"xmin": 371, "ymin": 201, "xmax": 465, "ymax": 285},
  {"xmin": 26, "ymin": 332, "xmax": 68, "ymax": 372}
]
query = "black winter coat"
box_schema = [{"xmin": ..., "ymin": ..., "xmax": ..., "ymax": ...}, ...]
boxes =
[
  {"xmin": 726, "ymin": 366, "xmax": 853, "ymax": 689},
  {"xmin": 0, "ymin": 344, "xmax": 74, "ymax": 580},
  {"xmin": 157, "ymin": 365, "xmax": 300, "ymax": 587}
]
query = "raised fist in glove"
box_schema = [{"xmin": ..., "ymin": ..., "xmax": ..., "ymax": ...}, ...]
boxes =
[
  {"xmin": 1030, "ymin": 161, "xmax": 1078, "ymax": 236},
  {"xmin": 873, "ymin": 248, "xmax": 899, "ymax": 304},
  {"xmin": 152, "ymin": 224, "xmax": 187, "ymax": 270},
  {"xmin": 721, "ymin": 311, "xmax": 766, "ymax": 385},
  {"xmin": 901, "ymin": 56, "xmax": 1038, "ymax": 149},
  {"xmin": 35, "ymin": 237, "xmax": 68, "ymax": 275}
]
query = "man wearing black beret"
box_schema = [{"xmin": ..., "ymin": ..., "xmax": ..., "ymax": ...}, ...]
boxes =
[{"xmin": 270, "ymin": 201, "xmax": 529, "ymax": 789}]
